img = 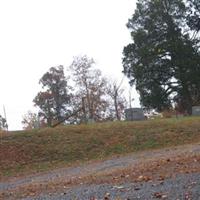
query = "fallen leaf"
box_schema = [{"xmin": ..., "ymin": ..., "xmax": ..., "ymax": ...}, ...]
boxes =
[
  {"xmin": 113, "ymin": 186, "xmax": 124, "ymax": 189},
  {"xmin": 104, "ymin": 192, "xmax": 110, "ymax": 200},
  {"xmin": 153, "ymin": 192, "xmax": 167, "ymax": 199},
  {"xmin": 137, "ymin": 175, "xmax": 151, "ymax": 182},
  {"xmin": 134, "ymin": 187, "xmax": 141, "ymax": 191}
]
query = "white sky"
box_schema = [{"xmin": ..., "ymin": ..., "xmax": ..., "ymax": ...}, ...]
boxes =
[{"xmin": 0, "ymin": 0, "xmax": 140, "ymax": 130}]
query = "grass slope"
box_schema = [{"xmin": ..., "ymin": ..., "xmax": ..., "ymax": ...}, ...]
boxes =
[{"xmin": 1, "ymin": 117, "xmax": 200, "ymax": 178}]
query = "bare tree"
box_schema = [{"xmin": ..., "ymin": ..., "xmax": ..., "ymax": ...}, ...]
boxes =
[
  {"xmin": 106, "ymin": 79, "xmax": 127, "ymax": 120},
  {"xmin": 69, "ymin": 55, "xmax": 109, "ymax": 123},
  {"xmin": 22, "ymin": 111, "xmax": 43, "ymax": 130}
]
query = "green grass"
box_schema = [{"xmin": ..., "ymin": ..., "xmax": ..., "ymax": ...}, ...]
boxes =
[{"xmin": 1, "ymin": 117, "xmax": 200, "ymax": 177}]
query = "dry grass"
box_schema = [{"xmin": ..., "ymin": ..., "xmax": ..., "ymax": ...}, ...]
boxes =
[{"xmin": 1, "ymin": 117, "xmax": 200, "ymax": 178}]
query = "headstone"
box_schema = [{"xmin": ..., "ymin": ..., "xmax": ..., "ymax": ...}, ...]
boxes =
[
  {"xmin": 125, "ymin": 108, "xmax": 145, "ymax": 121},
  {"xmin": 88, "ymin": 118, "xmax": 95, "ymax": 123},
  {"xmin": 192, "ymin": 106, "xmax": 200, "ymax": 116}
]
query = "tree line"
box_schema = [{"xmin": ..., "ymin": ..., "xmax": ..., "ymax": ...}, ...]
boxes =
[{"xmin": 22, "ymin": 55, "xmax": 127, "ymax": 129}]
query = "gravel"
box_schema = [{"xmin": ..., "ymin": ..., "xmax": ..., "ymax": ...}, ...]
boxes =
[
  {"xmin": 1, "ymin": 144, "xmax": 200, "ymax": 199},
  {"xmin": 23, "ymin": 173, "xmax": 200, "ymax": 200},
  {"xmin": 2, "ymin": 144, "xmax": 200, "ymax": 192}
]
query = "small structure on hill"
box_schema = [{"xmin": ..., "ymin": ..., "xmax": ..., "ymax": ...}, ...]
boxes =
[
  {"xmin": 192, "ymin": 106, "xmax": 200, "ymax": 116},
  {"xmin": 125, "ymin": 108, "xmax": 145, "ymax": 121}
]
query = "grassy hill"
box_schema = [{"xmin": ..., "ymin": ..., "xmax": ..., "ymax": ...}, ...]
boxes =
[{"xmin": 1, "ymin": 117, "xmax": 200, "ymax": 178}]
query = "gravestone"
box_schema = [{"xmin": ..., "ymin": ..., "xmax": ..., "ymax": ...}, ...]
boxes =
[
  {"xmin": 192, "ymin": 106, "xmax": 200, "ymax": 116},
  {"xmin": 125, "ymin": 108, "xmax": 145, "ymax": 121}
]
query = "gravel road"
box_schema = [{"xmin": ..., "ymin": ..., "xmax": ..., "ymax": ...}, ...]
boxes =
[
  {"xmin": 1, "ymin": 143, "xmax": 200, "ymax": 199},
  {"xmin": 23, "ymin": 173, "xmax": 200, "ymax": 200}
]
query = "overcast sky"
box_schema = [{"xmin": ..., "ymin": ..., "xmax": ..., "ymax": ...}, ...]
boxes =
[{"xmin": 0, "ymin": 0, "xmax": 140, "ymax": 130}]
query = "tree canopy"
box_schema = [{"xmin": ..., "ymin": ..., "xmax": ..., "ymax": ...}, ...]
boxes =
[
  {"xmin": 33, "ymin": 66, "xmax": 71, "ymax": 126},
  {"xmin": 0, "ymin": 115, "xmax": 8, "ymax": 130},
  {"xmin": 29, "ymin": 56, "xmax": 127, "ymax": 128},
  {"xmin": 69, "ymin": 55, "xmax": 110, "ymax": 123},
  {"xmin": 123, "ymin": 0, "xmax": 200, "ymax": 114}
]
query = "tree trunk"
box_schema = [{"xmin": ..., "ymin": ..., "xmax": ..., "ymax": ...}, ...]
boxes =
[
  {"xmin": 114, "ymin": 94, "xmax": 120, "ymax": 120},
  {"xmin": 182, "ymin": 85, "xmax": 193, "ymax": 115},
  {"xmin": 47, "ymin": 100, "xmax": 53, "ymax": 127}
]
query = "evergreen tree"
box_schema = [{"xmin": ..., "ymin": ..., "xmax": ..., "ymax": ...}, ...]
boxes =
[{"xmin": 123, "ymin": 0, "xmax": 200, "ymax": 114}]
